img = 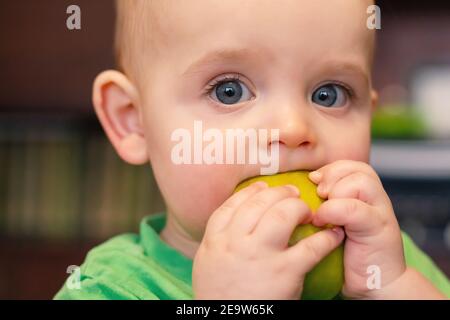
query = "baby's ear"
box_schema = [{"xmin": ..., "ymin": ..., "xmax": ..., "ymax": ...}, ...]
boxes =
[
  {"xmin": 370, "ymin": 89, "xmax": 379, "ymax": 112},
  {"xmin": 92, "ymin": 70, "xmax": 148, "ymax": 165}
]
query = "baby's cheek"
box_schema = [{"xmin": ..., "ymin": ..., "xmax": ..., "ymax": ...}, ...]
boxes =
[
  {"xmin": 161, "ymin": 164, "xmax": 239, "ymax": 240},
  {"xmin": 340, "ymin": 139, "xmax": 370, "ymax": 162},
  {"xmin": 328, "ymin": 123, "xmax": 371, "ymax": 163}
]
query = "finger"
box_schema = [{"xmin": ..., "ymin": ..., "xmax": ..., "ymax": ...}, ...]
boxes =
[
  {"xmin": 284, "ymin": 227, "xmax": 345, "ymax": 274},
  {"xmin": 205, "ymin": 181, "xmax": 268, "ymax": 236},
  {"xmin": 309, "ymin": 160, "xmax": 380, "ymax": 198},
  {"xmin": 253, "ymin": 198, "xmax": 312, "ymax": 249},
  {"xmin": 227, "ymin": 185, "xmax": 300, "ymax": 236},
  {"xmin": 312, "ymin": 198, "xmax": 380, "ymax": 235},
  {"xmin": 328, "ymin": 172, "xmax": 385, "ymax": 206}
]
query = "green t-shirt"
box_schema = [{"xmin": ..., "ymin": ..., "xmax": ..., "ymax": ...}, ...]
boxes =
[{"xmin": 54, "ymin": 213, "xmax": 450, "ymax": 300}]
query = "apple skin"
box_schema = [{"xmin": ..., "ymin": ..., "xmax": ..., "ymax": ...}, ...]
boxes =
[{"xmin": 234, "ymin": 171, "xmax": 344, "ymax": 300}]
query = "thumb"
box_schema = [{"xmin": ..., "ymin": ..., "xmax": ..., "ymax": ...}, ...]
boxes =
[{"xmin": 285, "ymin": 227, "xmax": 345, "ymax": 274}]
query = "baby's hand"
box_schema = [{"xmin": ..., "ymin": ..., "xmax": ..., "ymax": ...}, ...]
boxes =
[
  {"xmin": 309, "ymin": 160, "xmax": 407, "ymax": 299},
  {"xmin": 193, "ymin": 182, "xmax": 344, "ymax": 300}
]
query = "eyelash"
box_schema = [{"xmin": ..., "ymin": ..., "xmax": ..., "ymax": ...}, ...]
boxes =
[
  {"xmin": 317, "ymin": 81, "xmax": 356, "ymax": 101},
  {"xmin": 203, "ymin": 74, "xmax": 356, "ymax": 101},
  {"xmin": 203, "ymin": 74, "xmax": 242, "ymax": 96}
]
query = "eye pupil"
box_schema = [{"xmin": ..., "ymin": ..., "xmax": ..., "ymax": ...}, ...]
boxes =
[
  {"xmin": 224, "ymin": 87, "xmax": 235, "ymax": 97},
  {"xmin": 318, "ymin": 91, "xmax": 329, "ymax": 101}
]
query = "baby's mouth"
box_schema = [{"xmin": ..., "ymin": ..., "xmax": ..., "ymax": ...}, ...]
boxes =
[{"xmin": 238, "ymin": 168, "xmax": 313, "ymax": 186}]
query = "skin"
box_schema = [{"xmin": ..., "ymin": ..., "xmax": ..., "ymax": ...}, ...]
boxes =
[{"xmin": 93, "ymin": 0, "xmax": 445, "ymax": 299}]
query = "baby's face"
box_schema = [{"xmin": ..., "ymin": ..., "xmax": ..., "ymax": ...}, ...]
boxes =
[{"xmin": 138, "ymin": 0, "xmax": 376, "ymax": 241}]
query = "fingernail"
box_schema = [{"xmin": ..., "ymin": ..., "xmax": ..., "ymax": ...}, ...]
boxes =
[
  {"xmin": 317, "ymin": 184, "xmax": 326, "ymax": 194},
  {"xmin": 309, "ymin": 171, "xmax": 322, "ymax": 182},
  {"xmin": 331, "ymin": 227, "xmax": 344, "ymax": 238},
  {"xmin": 285, "ymin": 184, "xmax": 300, "ymax": 196},
  {"xmin": 253, "ymin": 181, "xmax": 268, "ymax": 188}
]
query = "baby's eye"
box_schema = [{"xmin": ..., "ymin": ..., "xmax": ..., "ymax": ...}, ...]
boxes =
[
  {"xmin": 311, "ymin": 84, "xmax": 348, "ymax": 108},
  {"xmin": 208, "ymin": 77, "xmax": 253, "ymax": 105}
]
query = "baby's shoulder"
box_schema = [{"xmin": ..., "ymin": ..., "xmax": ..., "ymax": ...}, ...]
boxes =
[{"xmin": 54, "ymin": 233, "xmax": 160, "ymax": 300}]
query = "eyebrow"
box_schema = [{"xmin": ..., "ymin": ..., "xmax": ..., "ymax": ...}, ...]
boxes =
[
  {"xmin": 322, "ymin": 61, "xmax": 370, "ymax": 86},
  {"xmin": 182, "ymin": 49, "xmax": 370, "ymax": 86},
  {"xmin": 182, "ymin": 48, "xmax": 266, "ymax": 76}
]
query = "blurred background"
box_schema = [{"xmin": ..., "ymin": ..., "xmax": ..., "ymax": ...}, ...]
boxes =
[{"xmin": 0, "ymin": 0, "xmax": 449, "ymax": 299}]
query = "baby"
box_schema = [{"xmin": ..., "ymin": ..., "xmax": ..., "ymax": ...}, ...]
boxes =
[{"xmin": 55, "ymin": 0, "xmax": 449, "ymax": 299}]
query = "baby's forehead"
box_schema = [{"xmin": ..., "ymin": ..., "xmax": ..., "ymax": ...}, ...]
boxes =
[{"xmin": 116, "ymin": 0, "xmax": 375, "ymax": 79}]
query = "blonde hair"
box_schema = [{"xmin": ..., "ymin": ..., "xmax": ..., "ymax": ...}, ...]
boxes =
[{"xmin": 114, "ymin": 0, "xmax": 163, "ymax": 81}]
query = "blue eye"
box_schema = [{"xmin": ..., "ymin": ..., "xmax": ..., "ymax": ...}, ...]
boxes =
[
  {"xmin": 208, "ymin": 77, "xmax": 253, "ymax": 105},
  {"xmin": 312, "ymin": 84, "xmax": 348, "ymax": 108}
]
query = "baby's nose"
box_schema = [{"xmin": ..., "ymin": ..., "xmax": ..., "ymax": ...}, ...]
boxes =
[
  {"xmin": 277, "ymin": 126, "xmax": 313, "ymax": 149},
  {"xmin": 269, "ymin": 105, "xmax": 315, "ymax": 149}
]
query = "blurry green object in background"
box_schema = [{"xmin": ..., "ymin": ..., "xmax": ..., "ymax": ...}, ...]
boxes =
[{"xmin": 371, "ymin": 105, "xmax": 429, "ymax": 140}]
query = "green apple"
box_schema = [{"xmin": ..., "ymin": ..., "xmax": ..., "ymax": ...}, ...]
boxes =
[{"xmin": 234, "ymin": 171, "xmax": 344, "ymax": 300}]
